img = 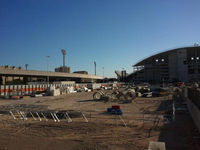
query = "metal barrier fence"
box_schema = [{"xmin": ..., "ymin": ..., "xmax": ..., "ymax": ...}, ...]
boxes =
[
  {"xmin": 0, "ymin": 83, "xmax": 75, "ymax": 97},
  {"xmin": 0, "ymin": 82, "xmax": 124, "ymax": 97}
]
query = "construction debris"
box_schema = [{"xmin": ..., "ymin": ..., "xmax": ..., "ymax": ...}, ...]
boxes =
[{"xmin": 46, "ymin": 86, "xmax": 60, "ymax": 96}]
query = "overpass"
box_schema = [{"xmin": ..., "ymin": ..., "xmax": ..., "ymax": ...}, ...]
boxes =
[{"xmin": 0, "ymin": 68, "xmax": 103, "ymax": 84}]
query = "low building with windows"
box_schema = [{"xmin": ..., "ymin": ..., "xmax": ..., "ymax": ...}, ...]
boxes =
[
  {"xmin": 127, "ymin": 46, "xmax": 200, "ymax": 83},
  {"xmin": 55, "ymin": 66, "xmax": 70, "ymax": 73}
]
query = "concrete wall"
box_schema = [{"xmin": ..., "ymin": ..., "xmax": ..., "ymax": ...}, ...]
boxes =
[
  {"xmin": 187, "ymin": 99, "xmax": 200, "ymax": 132},
  {"xmin": 185, "ymin": 87, "xmax": 200, "ymax": 132}
]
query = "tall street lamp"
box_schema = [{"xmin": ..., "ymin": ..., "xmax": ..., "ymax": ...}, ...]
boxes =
[
  {"xmin": 102, "ymin": 67, "xmax": 104, "ymax": 78},
  {"xmin": 46, "ymin": 56, "xmax": 50, "ymax": 84},
  {"xmin": 102, "ymin": 67, "xmax": 104, "ymax": 83},
  {"xmin": 25, "ymin": 64, "xmax": 28, "ymax": 70},
  {"xmin": 94, "ymin": 61, "xmax": 96, "ymax": 75}
]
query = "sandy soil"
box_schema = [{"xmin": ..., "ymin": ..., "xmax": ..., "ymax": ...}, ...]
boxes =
[{"xmin": 0, "ymin": 92, "xmax": 199, "ymax": 150}]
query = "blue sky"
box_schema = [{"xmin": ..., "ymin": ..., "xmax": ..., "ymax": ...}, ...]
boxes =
[{"xmin": 1, "ymin": 0, "xmax": 200, "ymax": 77}]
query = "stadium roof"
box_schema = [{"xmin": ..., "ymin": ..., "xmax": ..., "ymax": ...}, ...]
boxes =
[{"xmin": 134, "ymin": 46, "xmax": 200, "ymax": 66}]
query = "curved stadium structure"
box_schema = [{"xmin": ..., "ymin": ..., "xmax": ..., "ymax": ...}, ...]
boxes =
[{"xmin": 127, "ymin": 46, "xmax": 200, "ymax": 83}]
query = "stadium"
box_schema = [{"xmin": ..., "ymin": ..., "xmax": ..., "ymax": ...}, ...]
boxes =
[{"xmin": 126, "ymin": 46, "xmax": 200, "ymax": 83}]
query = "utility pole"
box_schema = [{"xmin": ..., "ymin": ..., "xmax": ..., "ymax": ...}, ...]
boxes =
[
  {"xmin": 94, "ymin": 61, "xmax": 96, "ymax": 75},
  {"xmin": 46, "ymin": 56, "xmax": 50, "ymax": 84}
]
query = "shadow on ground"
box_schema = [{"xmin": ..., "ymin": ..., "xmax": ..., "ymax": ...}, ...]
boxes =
[{"xmin": 157, "ymin": 100, "xmax": 200, "ymax": 150}]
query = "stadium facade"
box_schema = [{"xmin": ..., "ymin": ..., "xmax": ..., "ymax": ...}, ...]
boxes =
[{"xmin": 127, "ymin": 46, "xmax": 200, "ymax": 83}]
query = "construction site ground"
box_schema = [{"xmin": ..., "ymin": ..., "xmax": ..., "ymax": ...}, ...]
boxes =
[{"xmin": 0, "ymin": 91, "xmax": 199, "ymax": 150}]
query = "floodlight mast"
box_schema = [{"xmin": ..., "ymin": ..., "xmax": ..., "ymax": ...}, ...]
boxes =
[{"xmin": 61, "ymin": 49, "xmax": 66, "ymax": 67}]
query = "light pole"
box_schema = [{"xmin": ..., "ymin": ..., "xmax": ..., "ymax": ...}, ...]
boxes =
[
  {"xmin": 61, "ymin": 49, "xmax": 66, "ymax": 67},
  {"xmin": 102, "ymin": 67, "xmax": 104, "ymax": 82},
  {"xmin": 46, "ymin": 56, "xmax": 50, "ymax": 84},
  {"xmin": 102, "ymin": 67, "xmax": 104, "ymax": 78},
  {"xmin": 94, "ymin": 61, "xmax": 96, "ymax": 75},
  {"xmin": 25, "ymin": 64, "xmax": 28, "ymax": 70}
]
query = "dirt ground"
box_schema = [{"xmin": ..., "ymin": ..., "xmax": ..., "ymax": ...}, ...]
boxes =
[{"xmin": 0, "ymin": 92, "xmax": 199, "ymax": 150}]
